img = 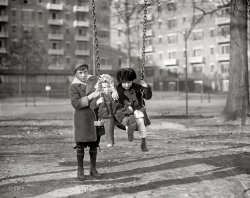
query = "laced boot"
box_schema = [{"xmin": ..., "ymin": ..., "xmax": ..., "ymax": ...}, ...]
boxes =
[
  {"xmin": 141, "ymin": 138, "xmax": 148, "ymax": 152},
  {"xmin": 76, "ymin": 148, "xmax": 85, "ymax": 181},
  {"xmin": 89, "ymin": 147, "xmax": 101, "ymax": 178}
]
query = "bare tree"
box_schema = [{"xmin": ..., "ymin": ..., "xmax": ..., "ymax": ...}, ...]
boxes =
[
  {"xmin": 222, "ymin": 0, "xmax": 249, "ymax": 123},
  {"xmin": 111, "ymin": 0, "xmax": 145, "ymax": 67}
]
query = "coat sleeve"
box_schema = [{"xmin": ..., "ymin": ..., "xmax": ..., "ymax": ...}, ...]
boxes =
[{"xmin": 69, "ymin": 85, "xmax": 89, "ymax": 110}]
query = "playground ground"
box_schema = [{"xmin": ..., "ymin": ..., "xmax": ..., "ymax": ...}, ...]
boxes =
[{"xmin": 0, "ymin": 92, "xmax": 250, "ymax": 198}]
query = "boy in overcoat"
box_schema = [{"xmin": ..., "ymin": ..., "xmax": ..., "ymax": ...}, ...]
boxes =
[{"xmin": 69, "ymin": 59, "xmax": 119, "ymax": 181}]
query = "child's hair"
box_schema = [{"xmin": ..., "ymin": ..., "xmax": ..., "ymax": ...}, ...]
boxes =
[
  {"xmin": 95, "ymin": 74, "xmax": 115, "ymax": 93},
  {"xmin": 116, "ymin": 68, "xmax": 137, "ymax": 83}
]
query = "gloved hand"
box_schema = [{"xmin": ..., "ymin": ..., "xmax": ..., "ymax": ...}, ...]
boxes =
[
  {"xmin": 112, "ymin": 90, "xmax": 119, "ymax": 100},
  {"xmin": 88, "ymin": 91, "xmax": 100, "ymax": 100},
  {"xmin": 96, "ymin": 97, "xmax": 104, "ymax": 105},
  {"xmin": 139, "ymin": 79, "xmax": 148, "ymax": 87}
]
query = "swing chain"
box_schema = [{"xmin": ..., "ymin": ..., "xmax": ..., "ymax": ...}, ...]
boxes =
[
  {"xmin": 91, "ymin": 0, "xmax": 101, "ymax": 77},
  {"xmin": 141, "ymin": 0, "xmax": 148, "ymax": 80},
  {"xmin": 248, "ymin": 0, "xmax": 250, "ymax": 17}
]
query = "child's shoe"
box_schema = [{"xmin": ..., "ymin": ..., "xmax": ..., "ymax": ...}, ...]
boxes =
[{"xmin": 141, "ymin": 138, "xmax": 148, "ymax": 152}]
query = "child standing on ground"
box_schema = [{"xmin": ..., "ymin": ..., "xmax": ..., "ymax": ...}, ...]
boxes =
[
  {"xmin": 68, "ymin": 59, "xmax": 118, "ymax": 181},
  {"xmin": 115, "ymin": 68, "xmax": 152, "ymax": 152}
]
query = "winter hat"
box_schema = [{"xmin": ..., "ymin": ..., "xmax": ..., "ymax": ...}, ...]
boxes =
[
  {"xmin": 72, "ymin": 59, "xmax": 89, "ymax": 74},
  {"xmin": 116, "ymin": 68, "xmax": 137, "ymax": 83}
]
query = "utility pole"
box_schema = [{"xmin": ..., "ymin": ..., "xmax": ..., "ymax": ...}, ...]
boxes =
[{"xmin": 184, "ymin": 30, "xmax": 189, "ymax": 117}]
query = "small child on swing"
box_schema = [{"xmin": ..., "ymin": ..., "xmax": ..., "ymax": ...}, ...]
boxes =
[
  {"xmin": 94, "ymin": 74, "xmax": 118, "ymax": 148},
  {"xmin": 115, "ymin": 68, "xmax": 152, "ymax": 152}
]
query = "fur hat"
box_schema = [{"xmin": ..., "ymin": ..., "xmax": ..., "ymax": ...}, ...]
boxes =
[
  {"xmin": 116, "ymin": 68, "xmax": 137, "ymax": 83},
  {"xmin": 72, "ymin": 59, "xmax": 89, "ymax": 74}
]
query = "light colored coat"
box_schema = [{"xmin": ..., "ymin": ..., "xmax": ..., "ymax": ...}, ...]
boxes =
[{"xmin": 69, "ymin": 75, "xmax": 98, "ymax": 143}]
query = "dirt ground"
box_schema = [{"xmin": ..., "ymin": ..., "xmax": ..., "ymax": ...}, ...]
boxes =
[{"xmin": 0, "ymin": 94, "xmax": 250, "ymax": 198}]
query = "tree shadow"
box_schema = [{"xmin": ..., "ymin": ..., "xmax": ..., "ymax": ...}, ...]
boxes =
[{"xmin": 2, "ymin": 152, "xmax": 249, "ymax": 197}]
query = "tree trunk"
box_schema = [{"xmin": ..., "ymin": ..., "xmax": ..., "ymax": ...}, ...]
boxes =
[{"xmin": 223, "ymin": 0, "xmax": 249, "ymax": 122}]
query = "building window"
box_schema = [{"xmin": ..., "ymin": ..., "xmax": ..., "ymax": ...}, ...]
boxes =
[
  {"xmin": 66, "ymin": 57, "xmax": 71, "ymax": 64},
  {"xmin": 166, "ymin": 2, "xmax": 176, "ymax": 11},
  {"xmin": 167, "ymin": 34, "xmax": 177, "ymax": 44},
  {"xmin": 66, "ymin": 28, "xmax": 69, "ymax": 35},
  {"xmin": 158, "ymin": 37, "xmax": 162, "ymax": 44},
  {"xmin": 52, "ymin": 12, "xmax": 57, "ymax": 19},
  {"xmin": 38, "ymin": 26, "xmax": 43, "ymax": 32},
  {"xmin": 66, "ymin": 42, "xmax": 70, "ymax": 49},
  {"xmin": 210, "ymin": 64, "xmax": 215, "ymax": 72},
  {"xmin": 23, "ymin": 0, "xmax": 28, "ymax": 4},
  {"xmin": 193, "ymin": 64, "xmax": 203, "ymax": 73},
  {"xmin": 193, "ymin": 13, "xmax": 203, "ymax": 23},
  {"xmin": 220, "ymin": 25, "xmax": 230, "ymax": 36},
  {"xmin": 12, "ymin": 10, "xmax": 16, "ymax": 17},
  {"xmin": 168, "ymin": 52, "xmax": 176, "ymax": 59},
  {"xmin": 193, "ymin": 48, "xmax": 203, "ymax": 57},
  {"xmin": 158, "ymin": 21, "xmax": 162, "ymax": 29},
  {"xmin": 118, "ymin": 43, "xmax": 121, "ymax": 51},
  {"xmin": 182, "ymin": 17, "xmax": 186, "ymax": 24},
  {"xmin": 210, "ymin": 47, "xmax": 214, "ymax": 55},
  {"xmin": 66, "ymin": 13, "xmax": 70, "ymax": 20},
  {"xmin": 192, "ymin": 31, "xmax": 203, "ymax": 40},
  {"xmin": 12, "ymin": 25, "xmax": 17, "ymax": 33},
  {"xmin": 38, "ymin": 11, "xmax": 43, "ymax": 21},
  {"xmin": 157, "ymin": 5, "xmax": 162, "ymax": 13},
  {"xmin": 146, "ymin": 54, "xmax": 153, "ymax": 64},
  {"xmin": 159, "ymin": 52, "xmax": 162, "ymax": 60},
  {"xmin": 52, "ymin": 43, "xmax": 57, "ymax": 49},
  {"xmin": 167, "ymin": 19, "xmax": 177, "ymax": 29},
  {"xmin": 221, "ymin": 62, "xmax": 229, "ymax": 73},
  {"xmin": 22, "ymin": 10, "xmax": 34, "ymax": 22},
  {"xmin": 77, "ymin": 42, "xmax": 87, "ymax": 50},
  {"xmin": 210, "ymin": 29, "xmax": 215, "ymax": 37},
  {"xmin": 220, "ymin": 44, "xmax": 230, "ymax": 54},
  {"xmin": 118, "ymin": 29, "xmax": 121, "ymax": 37}
]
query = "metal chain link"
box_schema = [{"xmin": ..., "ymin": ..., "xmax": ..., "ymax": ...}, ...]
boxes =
[
  {"xmin": 91, "ymin": 0, "xmax": 101, "ymax": 77},
  {"xmin": 248, "ymin": 0, "xmax": 250, "ymax": 17},
  {"xmin": 141, "ymin": 0, "xmax": 148, "ymax": 80}
]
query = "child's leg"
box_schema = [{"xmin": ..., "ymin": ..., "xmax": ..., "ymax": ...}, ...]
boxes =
[
  {"xmin": 76, "ymin": 147, "xmax": 85, "ymax": 180},
  {"xmin": 89, "ymin": 147, "xmax": 101, "ymax": 178},
  {"xmin": 104, "ymin": 118, "xmax": 115, "ymax": 147},
  {"xmin": 136, "ymin": 117, "xmax": 148, "ymax": 152},
  {"xmin": 122, "ymin": 115, "xmax": 137, "ymax": 142}
]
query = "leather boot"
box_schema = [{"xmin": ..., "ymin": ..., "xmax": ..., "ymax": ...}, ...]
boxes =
[
  {"xmin": 77, "ymin": 148, "xmax": 85, "ymax": 181},
  {"xmin": 141, "ymin": 138, "xmax": 148, "ymax": 152},
  {"xmin": 89, "ymin": 147, "xmax": 101, "ymax": 178}
]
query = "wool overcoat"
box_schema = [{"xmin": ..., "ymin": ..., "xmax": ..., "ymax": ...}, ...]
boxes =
[
  {"xmin": 69, "ymin": 75, "xmax": 99, "ymax": 143},
  {"xmin": 115, "ymin": 83, "xmax": 152, "ymax": 126}
]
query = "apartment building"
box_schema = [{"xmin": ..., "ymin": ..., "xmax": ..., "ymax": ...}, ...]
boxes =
[
  {"xmin": 110, "ymin": 0, "xmax": 249, "ymax": 92},
  {"xmin": 0, "ymin": 0, "xmax": 112, "ymax": 72}
]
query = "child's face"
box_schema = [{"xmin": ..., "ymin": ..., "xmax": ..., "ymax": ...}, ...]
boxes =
[
  {"xmin": 75, "ymin": 67, "xmax": 88, "ymax": 82},
  {"xmin": 102, "ymin": 82, "xmax": 111, "ymax": 94},
  {"xmin": 121, "ymin": 81, "xmax": 132, "ymax": 90}
]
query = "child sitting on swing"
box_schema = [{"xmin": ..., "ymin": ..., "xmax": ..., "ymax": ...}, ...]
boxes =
[
  {"xmin": 94, "ymin": 74, "xmax": 118, "ymax": 148},
  {"xmin": 115, "ymin": 68, "xmax": 152, "ymax": 152}
]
